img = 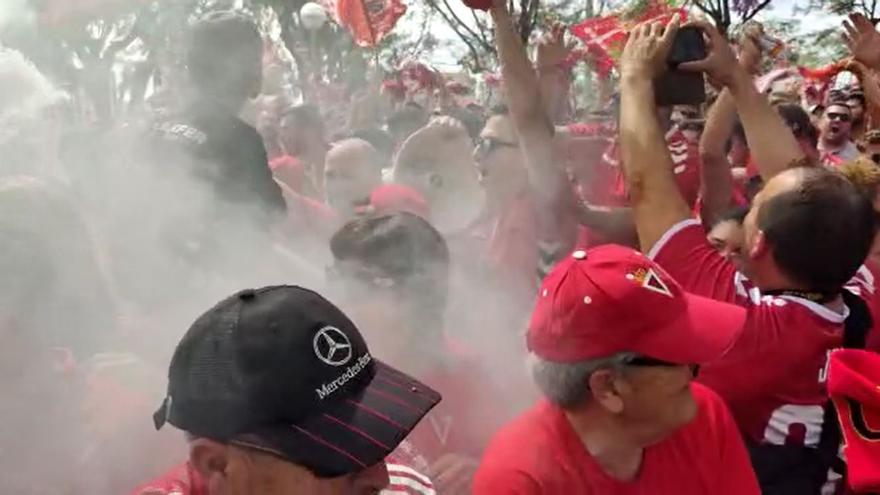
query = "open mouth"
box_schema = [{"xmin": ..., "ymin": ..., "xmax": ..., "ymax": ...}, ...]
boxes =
[{"xmin": 829, "ymin": 124, "xmax": 841, "ymax": 135}]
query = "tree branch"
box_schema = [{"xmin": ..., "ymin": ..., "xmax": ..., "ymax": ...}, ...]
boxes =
[{"xmin": 741, "ymin": 0, "xmax": 773, "ymax": 24}]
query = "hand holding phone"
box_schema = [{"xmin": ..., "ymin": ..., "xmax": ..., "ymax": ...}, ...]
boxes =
[{"xmin": 655, "ymin": 26, "xmax": 708, "ymax": 105}]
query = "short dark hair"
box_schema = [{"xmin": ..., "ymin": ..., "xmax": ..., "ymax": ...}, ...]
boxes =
[
  {"xmin": 777, "ymin": 104, "xmax": 818, "ymax": 149},
  {"xmin": 187, "ymin": 11, "xmax": 262, "ymax": 101},
  {"xmin": 712, "ymin": 206, "xmax": 749, "ymax": 229},
  {"xmin": 330, "ymin": 212, "xmax": 449, "ymax": 284},
  {"xmin": 281, "ymin": 104, "xmax": 325, "ymax": 132},
  {"xmin": 758, "ymin": 167, "xmax": 876, "ymax": 292}
]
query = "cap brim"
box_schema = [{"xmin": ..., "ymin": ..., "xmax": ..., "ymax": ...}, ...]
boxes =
[
  {"xmin": 230, "ymin": 360, "xmax": 440, "ymax": 478},
  {"xmin": 639, "ymin": 292, "xmax": 746, "ymax": 364}
]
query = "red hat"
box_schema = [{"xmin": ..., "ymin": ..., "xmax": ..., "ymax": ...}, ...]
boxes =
[
  {"xmin": 369, "ymin": 184, "xmax": 430, "ymax": 219},
  {"xmin": 827, "ymin": 349, "xmax": 880, "ymax": 493},
  {"xmin": 527, "ymin": 244, "xmax": 746, "ymax": 363}
]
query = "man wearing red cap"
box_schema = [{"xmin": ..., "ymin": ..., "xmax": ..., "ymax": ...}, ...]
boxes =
[
  {"xmin": 473, "ymin": 244, "xmax": 759, "ymax": 493},
  {"xmin": 618, "ymin": 16, "xmax": 876, "ymax": 493}
]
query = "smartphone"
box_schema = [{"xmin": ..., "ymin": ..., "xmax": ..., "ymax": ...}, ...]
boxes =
[{"xmin": 655, "ymin": 26, "xmax": 707, "ymax": 106}]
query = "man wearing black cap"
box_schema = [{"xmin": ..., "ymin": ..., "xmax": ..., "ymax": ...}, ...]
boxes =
[{"xmin": 133, "ymin": 286, "xmax": 440, "ymax": 494}]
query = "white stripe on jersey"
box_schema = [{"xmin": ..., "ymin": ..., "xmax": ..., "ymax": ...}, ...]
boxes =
[
  {"xmin": 387, "ymin": 463, "xmax": 433, "ymax": 486},
  {"xmin": 381, "ymin": 464, "xmax": 435, "ymax": 495}
]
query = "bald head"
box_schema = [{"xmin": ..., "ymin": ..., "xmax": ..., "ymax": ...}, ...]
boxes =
[{"xmin": 324, "ymin": 138, "xmax": 383, "ymax": 215}]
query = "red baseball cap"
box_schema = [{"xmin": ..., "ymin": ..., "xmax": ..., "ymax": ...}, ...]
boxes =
[
  {"xmin": 369, "ymin": 184, "xmax": 430, "ymax": 219},
  {"xmin": 527, "ymin": 244, "xmax": 746, "ymax": 363},
  {"xmin": 827, "ymin": 349, "xmax": 880, "ymax": 493}
]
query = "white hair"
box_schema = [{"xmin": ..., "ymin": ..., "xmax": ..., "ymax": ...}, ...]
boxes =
[{"xmin": 527, "ymin": 352, "xmax": 636, "ymax": 409}]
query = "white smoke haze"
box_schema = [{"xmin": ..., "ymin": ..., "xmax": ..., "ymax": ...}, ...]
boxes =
[
  {"xmin": 0, "ymin": 0, "xmax": 36, "ymax": 32},
  {"xmin": 0, "ymin": 30, "xmax": 544, "ymax": 495}
]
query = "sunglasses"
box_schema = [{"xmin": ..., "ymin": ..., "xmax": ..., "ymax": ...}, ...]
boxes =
[
  {"xmin": 474, "ymin": 137, "xmax": 517, "ymax": 158},
  {"xmin": 624, "ymin": 355, "xmax": 700, "ymax": 377},
  {"xmin": 827, "ymin": 112, "xmax": 852, "ymax": 123}
]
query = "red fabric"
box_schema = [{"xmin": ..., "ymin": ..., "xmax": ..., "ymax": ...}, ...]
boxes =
[
  {"xmin": 488, "ymin": 193, "xmax": 540, "ymax": 293},
  {"xmin": 827, "ymin": 349, "xmax": 880, "ymax": 493},
  {"xmin": 278, "ymin": 181, "xmax": 339, "ymax": 242},
  {"xmin": 369, "ymin": 184, "xmax": 430, "ymax": 219},
  {"xmin": 403, "ymin": 345, "xmax": 502, "ymax": 462},
  {"xmin": 570, "ymin": 1, "xmax": 687, "ymax": 75},
  {"xmin": 473, "ymin": 383, "xmax": 760, "ymax": 494},
  {"xmin": 527, "ymin": 244, "xmax": 745, "ymax": 363},
  {"xmin": 568, "ymin": 126, "xmax": 701, "ymax": 249},
  {"xmin": 460, "ymin": 0, "xmax": 492, "ymax": 12},
  {"xmin": 335, "ymin": 0, "xmax": 406, "ymax": 47},
  {"xmin": 270, "ymin": 155, "xmax": 305, "ymax": 193},
  {"xmin": 846, "ymin": 262, "xmax": 880, "ymax": 353},
  {"xmin": 650, "ymin": 220, "xmax": 853, "ymax": 446},
  {"xmin": 130, "ymin": 462, "xmax": 206, "ymax": 495}
]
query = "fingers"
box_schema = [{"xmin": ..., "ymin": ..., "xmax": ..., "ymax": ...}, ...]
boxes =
[
  {"xmin": 662, "ymin": 14, "xmax": 681, "ymax": 46},
  {"xmin": 843, "ymin": 19, "xmax": 859, "ymax": 42},
  {"xmin": 842, "ymin": 31, "xmax": 855, "ymax": 50},
  {"xmin": 851, "ymin": 12, "xmax": 874, "ymax": 32}
]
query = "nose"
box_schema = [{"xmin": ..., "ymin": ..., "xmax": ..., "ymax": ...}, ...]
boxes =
[{"xmin": 353, "ymin": 462, "xmax": 390, "ymax": 494}]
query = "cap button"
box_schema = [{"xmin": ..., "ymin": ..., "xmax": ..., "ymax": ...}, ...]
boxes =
[
  {"xmin": 238, "ymin": 289, "xmax": 257, "ymax": 301},
  {"xmin": 572, "ymin": 250, "xmax": 587, "ymax": 260}
]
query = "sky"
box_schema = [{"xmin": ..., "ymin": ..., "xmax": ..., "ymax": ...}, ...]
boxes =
[{"xmin": 417, "ymin": 0, "xmax": 845, "ymax": 69}]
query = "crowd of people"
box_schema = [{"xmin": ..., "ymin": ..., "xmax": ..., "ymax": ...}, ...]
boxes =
[{"xmin": 7, "ymin": 1, "xmax": 880, "ymax": 494}]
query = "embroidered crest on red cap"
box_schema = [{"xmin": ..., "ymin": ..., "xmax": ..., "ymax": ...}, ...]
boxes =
[
  {"xmin": 848, "ymin": 398, "xmax": 880, "ymax": 441},
  {"xmin": 630, "ymin": 267, "xmax": 673, "ymax": 298}
]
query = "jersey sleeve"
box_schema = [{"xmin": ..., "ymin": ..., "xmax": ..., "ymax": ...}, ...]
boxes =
[{"xmin": 647, "ymin": 219, "xmax": 741, "ymax": 304}]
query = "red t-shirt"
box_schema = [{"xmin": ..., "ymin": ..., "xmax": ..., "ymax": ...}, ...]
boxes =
[
  {"xmin": 402, "ymin": 346, "xmax": 504, "ymax": 463},
  {"xmin": 472, "ymin": 383, "xmax": 759, "ymax": 494},
  {"xmin": 570, "ymin": 127, "xmax": 701, "ymax": 249},
  {"xmin": 648, "ymin": 219, "xmax": 850, "ymax": 446}
]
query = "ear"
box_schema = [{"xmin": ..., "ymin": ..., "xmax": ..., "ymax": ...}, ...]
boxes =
[
  {"xmin": 588, "ymin": 369, "xmax": 625, "ymax": 414},
  {"xmin": 189, "ymin": 438, "xmax": 231, "ymax": 485},
  {"xmin": 748, "ymin": 230, "xmax": 768, "ymax": 260}
]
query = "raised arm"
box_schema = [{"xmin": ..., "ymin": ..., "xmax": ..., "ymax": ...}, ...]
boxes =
[
  {"xmin": 698, "ymin": 34, "xmax": 761, "ymax": 226},
  {"xmin": 681, "ymin": 22, "xmax": 804, "ymax": 181},
  {"xmin": 489, "ymin": 1, "xmax": 566, "ymax": 200},
  {"xmin": 618, "ymin": 17, "xmax": 692, "ymax": 253}
]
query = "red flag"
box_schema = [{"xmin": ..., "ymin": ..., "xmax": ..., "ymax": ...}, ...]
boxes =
[
  {"xmin": 335, "ymin": 0, "xmax": 407, "ymax": 48},
  {"xmin": 570, "ymin": 0, "xmax": 686, "ymax": 75}
]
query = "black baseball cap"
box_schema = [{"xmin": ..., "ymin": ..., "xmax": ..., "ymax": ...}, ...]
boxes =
[{"xmin": 153, "ymin": 286, "xmax": 441, "ymax": 477}]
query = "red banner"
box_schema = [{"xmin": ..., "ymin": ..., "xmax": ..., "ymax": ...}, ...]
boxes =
[
  {"xmin": 570, "ymin": 0, "xmax": 687, "ymax": 75},
  {"xmin": 335, "ymin": 0, "xmax": 407, "ymax": 48}
]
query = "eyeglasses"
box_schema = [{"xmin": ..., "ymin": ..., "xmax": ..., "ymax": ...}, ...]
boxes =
[
  {"xmin": 827, "ymin": 112, "xmax": 852, "ymax": 123},
  {"xmin": 474, "ymin": 137, "xmax": 518, "ymax": 159}
]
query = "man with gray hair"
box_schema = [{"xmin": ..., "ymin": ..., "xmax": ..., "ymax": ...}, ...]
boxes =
[{"xmin": 473, "ymin": 244, "xmax": 760, "ymax": 493}]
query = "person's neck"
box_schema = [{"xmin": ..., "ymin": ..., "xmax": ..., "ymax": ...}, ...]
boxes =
[{"xmin": 565, "ymin": 408, "xmax": 645, "ymax": 482}]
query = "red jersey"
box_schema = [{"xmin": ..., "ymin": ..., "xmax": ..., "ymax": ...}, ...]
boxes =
[
  {"xmin": 472, "ymin": 383, "xmax": 759, "ymax": 494},
  {"xmin": 569, "ymin": 126, "xmax": 701, "ymax": 250},
  {"xmin": 648, "ymin": 219, "xmax": 850, "ymax": 446}
]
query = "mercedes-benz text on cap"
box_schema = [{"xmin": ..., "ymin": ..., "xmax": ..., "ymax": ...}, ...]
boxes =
[
  {"xmin": 153, "ymin": 285, "xmax": 441, "ymax": 477},
  {"xmin": 527, "ymin": 245, "xmax": 747, "ymax": 364}
]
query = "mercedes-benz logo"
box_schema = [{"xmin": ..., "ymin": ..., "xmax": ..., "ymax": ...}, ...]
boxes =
[{"xmin": 313, "ymin": 326, "xmax": 353, "ymax": 366}]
